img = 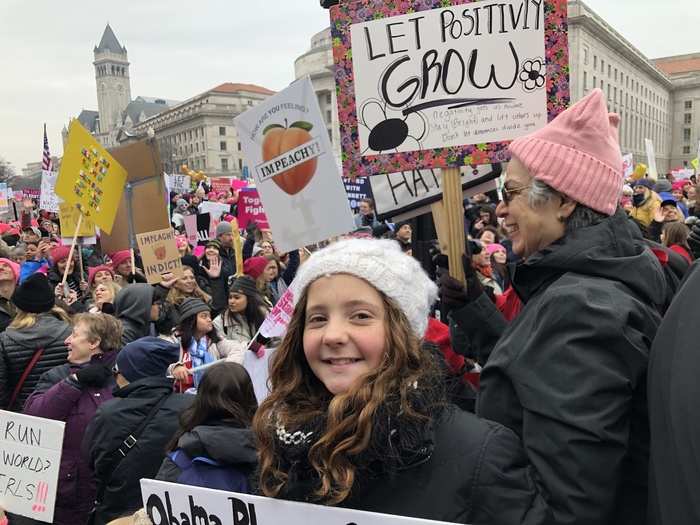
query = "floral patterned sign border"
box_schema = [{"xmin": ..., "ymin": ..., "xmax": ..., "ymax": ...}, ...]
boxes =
[{"xmin": 330, "ymin": 0, "xmax": 570, "ymax": 178}]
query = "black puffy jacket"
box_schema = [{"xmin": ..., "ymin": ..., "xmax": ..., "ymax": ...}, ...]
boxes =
[
  {"xmin": 478, "ymin": 210, "xmax": 666, "ymax": 525},
  {"xmin": 280, "ymin": 406, "xmax": 550, "ymax": 524},
  {"xmin": 0, "ymin": 313, "xmax": 71, "ymax": 410},
  {"xmin": 83, "ymin": 376, "xmax": 194, "ymax": 525}
]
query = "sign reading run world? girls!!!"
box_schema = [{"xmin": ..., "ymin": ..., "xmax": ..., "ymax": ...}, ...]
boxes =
[{"xmin": 331, "ymin": 0, "xmax": 569, "ymax": 177}]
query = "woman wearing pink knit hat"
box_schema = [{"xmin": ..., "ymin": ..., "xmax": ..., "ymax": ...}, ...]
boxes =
[{"xmin": 449, "ymin": 89, "xmax": 666, "ymax": 524}]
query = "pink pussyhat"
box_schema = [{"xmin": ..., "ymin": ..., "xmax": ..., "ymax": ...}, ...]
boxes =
[{"xmin": 508, "ymin": 88, "xmax": 623, "ymax": 215}]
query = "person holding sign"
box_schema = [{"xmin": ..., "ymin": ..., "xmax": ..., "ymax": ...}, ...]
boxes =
[
  {"xmin": 446, "ymin": 89, "xmax": 662, "ymax": 524},
  {"xmin": 253, "ymin": 239, "xmax": 547, "ymax": 524},
  {"xmin": 23, "ymin": 313, "xmax": 123, "ymax": 525}
]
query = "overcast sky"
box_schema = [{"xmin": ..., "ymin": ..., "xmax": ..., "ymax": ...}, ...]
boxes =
[{"xmin": 1, "ymin": 0, "xmax": 697, "ymax": 172}]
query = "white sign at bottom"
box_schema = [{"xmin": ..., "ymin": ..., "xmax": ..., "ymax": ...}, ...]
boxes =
[
  {"xmin": 0, "ymin": 410, "xmax": 65, "ymax": 523},
  {"xmin": 141, "ymin": 479, "xmax": 457, "ymax": 525}
]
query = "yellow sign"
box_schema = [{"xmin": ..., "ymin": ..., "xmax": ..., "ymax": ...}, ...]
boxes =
[
  {"xmin": 55, "ymin": 120, "xmax": 127, "ymax": 234},
  {"xmin": 136, "ymin": 228, "xmax": 185, "ymax": 284},
  {"xmin": 59, "ymin": 202, "xmax": 96, "ymax": 237},
  {"xmin": 692, "ymin": 158, "xmax": 699, "ymax": 171}
]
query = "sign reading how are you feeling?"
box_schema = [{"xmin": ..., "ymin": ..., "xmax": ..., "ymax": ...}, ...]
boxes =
[{"xmin": 331, "ymin": 0, "xmax": 570, "ymax": 177}]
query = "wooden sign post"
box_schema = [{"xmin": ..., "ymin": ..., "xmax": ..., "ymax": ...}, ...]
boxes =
[{"xmin": 440, "ymin": 167, "xmax": 466, "ymax": 285}]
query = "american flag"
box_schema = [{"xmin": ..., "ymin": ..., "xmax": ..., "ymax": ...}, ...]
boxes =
[{"xmin": 41, "ymin": 123, "xmax": 52, "ymax": 171}]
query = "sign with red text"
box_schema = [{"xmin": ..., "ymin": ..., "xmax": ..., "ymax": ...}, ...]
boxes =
[
  {"xmin": 40, "ymin": 171, "xmax": 60, "ymax": 213},
  {"xmin": 136, "ymin": 228, "xmax": 185, "ymax": 284},
  {"xmin": 235, "ymin": 77, "xmax": 355, "ymax": 252},
  {"xmin": 236, "ymin": 188, "xmax": 269, "ymax": 229},
  {"xmin": 141, "ymin": 479, "xmax": 455, "ymax": 525},
  {"xmin": 0, "ymin": 410, "xmax": 65, "ymax": 523},
  {"xmin": 331, "ymin": 0, "xmax": 569, "ymax": 177},
  {"xmin": 260, "ymin": 287, "xmax": 295, "ymax": 337},
  {"xmin": 210, "ymin": 177, "xmax": 232, "ymax": 194}
]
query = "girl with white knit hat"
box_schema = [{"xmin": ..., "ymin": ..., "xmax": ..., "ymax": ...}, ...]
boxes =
[{"xmin": 253, "ymin": 237, "xmax": 548, "ymax": 524}]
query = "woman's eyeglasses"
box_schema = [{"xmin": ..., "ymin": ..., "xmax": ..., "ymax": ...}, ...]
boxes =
[{"xmin": 501, "ymin": 184, "xmax": 531, "ymax": 205}]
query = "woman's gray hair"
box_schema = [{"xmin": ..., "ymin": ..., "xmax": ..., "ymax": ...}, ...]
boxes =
[{"xmin": 528, "ymin": 179, "xmax": 609, "ymax": 234}]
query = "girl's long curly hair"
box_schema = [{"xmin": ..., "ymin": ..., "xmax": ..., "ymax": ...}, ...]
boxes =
[{"xmin": 253, "ymin": 286, "xmax": 443, "ymax": 505}]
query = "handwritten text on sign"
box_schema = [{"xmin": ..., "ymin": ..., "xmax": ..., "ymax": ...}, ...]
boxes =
[
  {"xmin": 141, "ymin": 479, "xmax": 456, "ymax": 525},
  {"xmin": 0, "ymin": 410, "xmax": 65, "ymax": 523},
  {"xmin": 351, "ymin": 0, "xmax": 546, "ymax": 155}
]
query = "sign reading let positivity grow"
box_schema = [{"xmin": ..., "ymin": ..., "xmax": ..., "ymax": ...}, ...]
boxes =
[
  {"xmin": 55, "ymin": 120, "xmax": 127, "ymax": 234},
  {"xmin": 331, "ymin": 0, "xmax": 569, "ymax": 177}
]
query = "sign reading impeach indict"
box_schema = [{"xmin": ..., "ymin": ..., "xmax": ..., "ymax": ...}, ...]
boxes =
[{"xmin": 136, "ymin": 228, "xmax": 185, "ymax": 284}]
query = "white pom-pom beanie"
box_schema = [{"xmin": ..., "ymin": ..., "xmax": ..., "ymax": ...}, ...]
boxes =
[{"xmin": 290, "ymin": 238, "xmax": 437, "ymax": 338}]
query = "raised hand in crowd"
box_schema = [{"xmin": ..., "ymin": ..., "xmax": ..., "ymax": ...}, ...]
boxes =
[
  {"xmin": 201, "ymin": 254, "xmax": 222, "ymax": 278},
  {"xmin": 159, "ymin": 272, "xmax": 180, "ymax": 289}
]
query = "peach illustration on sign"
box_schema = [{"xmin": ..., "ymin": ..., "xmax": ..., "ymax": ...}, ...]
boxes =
[
  {"xmin": 154, "ymin": 245, "xmax": 167, "ymax": 261},
  {"xmin": 262, "ymin": 120, "xmax": 317, "ymax": 195}
]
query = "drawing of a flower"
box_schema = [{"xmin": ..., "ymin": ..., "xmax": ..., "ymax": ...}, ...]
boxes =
[{"xmin": 520, "ymin": 59, "xmax": 546, "ymax": 92}]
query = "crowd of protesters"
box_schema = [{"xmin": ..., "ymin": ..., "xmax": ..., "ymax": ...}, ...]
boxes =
[{"xmin": 1, "ymin": 89, "xmax": 699, "ymax": 524}]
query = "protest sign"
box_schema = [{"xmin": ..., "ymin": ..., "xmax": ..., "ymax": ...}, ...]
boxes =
[
  {"xmin": 236, "ymin": 188, "xmax": 269, "ymax": 229},
  {"xmin": 260, "ymin": 287, "xmax": 295, "ymax": 338},
  {"xmin": 231, "ymin": 178, "xmax": 248, "ymax": 191},
  {"xmin": 165, "ymin": 174, "xmax": 191, "ymax": 194},
  {"xmin": 671, "ymin": 168, "xmax": 694, "ymax": 180},
  {"xmin": 199, "ymin": 201, "xmax": 231, "ymax": 219},
  {"xmin": 235, "ymin": 76, "xmax": 355, "ymax": 252},
  {"xmin": 343, "ymin": 176, "xmax": 373, "ymax": 211},
  {"xmin": 55, "ymin": 120, "xmax": 127, "ymax": 234},
  {"xmin": 183, "ymin": 214, "xmax": 198, "ymax": 247},
  {"xmin": 141, "ymin": 479, "xmax": 454, "ymax": 525},
  {"xmin": 210, "ymin": 177, "xmax": 231, "ymax": 194},
  {"xmin": 331, "ymin": 0, "xmax": 569, "ymax": 177},
  {"xmin": 100, "ymin": 140, "xmax": 171, "ymax": 254},
  {"xmin": 622, "ymin": 154, "xmax": 634, "ymax": 179},
  {"xmin": 0, "ymin": 410, "xmax": 65, "ymax": 523},
  {"xmin": 59, "ymin": 202, "xmax": 96, "ymax": 237},
  {"xmin": 196, "ymin": 213, "xmax": 212, "ymax": 245},
  {"xmin": 136, "ymin": 228, "xmax": 185, "ymax": 284},
  {"xmin": 645, "ymin": 139, "xmax": 658, "ymax": 181},
  {"xmin": 0, "ymin": 183, "xmax": 9, "ymax": 212},
  {"xmin": 371, "ymin": 163, "xmax": 501, "ymax": 220},
  {"xmin": 40, "ymin": 171, "xmax": 60, "ymax": 213}
]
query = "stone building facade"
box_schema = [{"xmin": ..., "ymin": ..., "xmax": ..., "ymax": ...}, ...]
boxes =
[{"xmin": 130, "ymin": 83, "xmax": 276, "ymax": 177}]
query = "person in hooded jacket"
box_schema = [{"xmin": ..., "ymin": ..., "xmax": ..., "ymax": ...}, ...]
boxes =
[
  {"xmin": 443, "ymin": 90, "xmax": 666, "ymax": 524},
  {"xmin": 0, "ymin": 274, "xmax": 71, "ymax": 411},
  {"xmin": 629, "ymin": 178, "xmax": 661, "ymax": 227},
  {"xmin": 156, "ymin": 362, "xmax": 258, "ymax": 492},
  {"xmin": 23, "ymin": 313, "xmax": 123, "ymax": 525},
  {"xmin": 83, "ymin": 337, "xmax": 193, "ymax": 525},
  {"xmin": 114, "ymin": 283, "xmax": 158, "ymax": 346}
]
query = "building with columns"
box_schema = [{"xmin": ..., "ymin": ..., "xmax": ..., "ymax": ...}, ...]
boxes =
[
  {"xmin": 300, "ymin": 1, "xmax": 700, "ymax": 175},
  {"xmin": 130, "ymin": 83, "xmax": 276, "ymax": 177}
]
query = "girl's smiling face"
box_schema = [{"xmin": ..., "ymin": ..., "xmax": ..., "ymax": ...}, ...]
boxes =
[{"xmin": 302, "ymin": 274, "xmax": 386, "ymax": 396}]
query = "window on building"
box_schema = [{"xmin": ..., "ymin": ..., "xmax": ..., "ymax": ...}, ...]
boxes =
[
  {"xmin": 600, "ymin": 80, "xmax": 604, "ymax": 90},
  {"xmin": 593, "ymin": 75, "xmax": 597, "ymax": 89},
  {"xmin": 614, "ymin": 68, "xmax": 618, "ymax": 81},
  {"xmin": 608, "ymin": 64, "xmax": 611, "ymax": 77},
  {"xmin": 583, "ymin": 71, "xmax": 588, "ymax": 90},
  {"xmin": 685, "ymin": 101, "xmax": 693, "ymax": 110},
  {"xmin": 202, "ymin": 158, "xmax": 206, "ymax": 169},
  {"xmin": 238, "ymin": 142, "xmax": 241, "ymax": 151},
  {"xmin": 195, "ymin": 143, "xmax": 199, "ymax": 152},
  {"xmin": 194, "ymin": 159, "xmax": 199, "ymax": 169},
  {"xmin": 601, "ymin": 59, "xmax": 604, "ymax": 72},
  {"xmin": 202, "ymin": 142, "xmax": 205, "ymax": 152},
  {"xmin": 685, "ymin": 113, "xmax": 692, "ymax": 124},
  {"xmin": 221, "ymin": 158, "xmax": 229, "ymax": 171},
  {"xmin": 219, "ymin": 126, "xmax": 226, "ymax": 136},
  {"xmin": 684, "ymin": 128, "xmax": 692, "ymax": 141},
  {"xmin": 220, "ymin": 141, "xmax": 227, "ymax": 151},
  {"xmin": 683, "ymin": 146, "xmax": 691, "ymax": 155},
  {"xmin": 614, "ymin": 87, "xmax": 617, "ymax": 102},
  {"xmin": 593, "ymin": 55, "xmax": 598, "ymax": 69},
  {"xmin": 326, "ymin": 93, "xmax": 332, "ymax": 104},
  {"xmin": 248, "ymin": 100, "xmax": 253, "ymax": 106},
  {"xmin": 326, "ymin": 110, "xmax": 332, "ymax": 123},
  {"xmin": 328, "ymin": 128, "xmax": 333, "ymax": 140},
  {"xmin": 238, "ymin": 158, "xmax": 243, "ymax": 170},
  {"xmin": 188, "ymin": 131, "xmax": 192, "ymax": 140}
]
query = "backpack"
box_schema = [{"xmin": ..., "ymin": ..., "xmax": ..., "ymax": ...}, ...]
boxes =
[{"xmin": 168, "ymin": 449, "xmax": 250, "ymax": 493}]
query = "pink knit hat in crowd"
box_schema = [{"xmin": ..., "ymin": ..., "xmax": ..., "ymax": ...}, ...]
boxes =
[
  {"xmin": 243, "ymin": 256, "xmax": 269, "ymax": 279},
  {"xmin": 0, "ymin": 258, "xmax": 21, "ymax": 282},
  {"xmin": 508, "ymin": 89, "xmax": 623, "ymax": 215}
]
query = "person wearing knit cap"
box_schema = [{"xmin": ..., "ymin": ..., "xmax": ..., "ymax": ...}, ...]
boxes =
[
  {"xmin": 653, "ymin": 178, "xmax": 673, "ymax": 195},
  {"xmin": 169, "ymin": 297, "xmax": 243, "ymax": 393},
  {"xmin": 215, "ymin": 220, "xmax": 238, "ymax": 271},
  {"xmin": 253, "ymin": 238, "xmax": 549, "ymax": 523},
  {"xmin": 0, "ymin": 258, "xmax": 19, "ymax": 331},
  {"xmin": 83, "ymin": 336, "xmax": 193, "ymax": 524},
  {"xmin": 47, "ymin": 244, "xmax": 85, "ymax": 306},
  {"xmin": 213, "ymin": 275, "xmax": 270, "ymax": 362},
  {"xmin": 110, "ymin": 250, "xmax": 133, "ymax": 278},
  {"xmin": 243, "ymin": 256, "xmax": 268, "ymax": 280},
  {"xmin": 630, "ymin": 177, "xmax": 662, "ymax": 227},
  {"xmin": 171, "ymin": 198, "xmax": 190, "ymax": 231},
  {"xmin": 0, "ymin": 274, "xmax": 71, "ymax": 411},
  {"xmin": 439, "ymin": 89, "xmax": 665, "ymax": 524},
  {"xmin": 88, "ymin": 264, "xmax": 115, "ymax": 289}
]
